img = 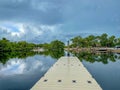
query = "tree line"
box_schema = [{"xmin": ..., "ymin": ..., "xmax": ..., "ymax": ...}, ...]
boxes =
[
  {"xmin": 0, "ymin": 38, "xmax": 65, "ymax": 52},
  {"xmin": 36, "ymin": 40, "xmax": 65, "ymax": 59},
  {"xmin": 0, "ymin": 38, "xmax": 65, "ymax": 64},
  {"xmin": 35, "ymin": 40, "xmax": 65, "ymax": 51},
  {"xmin": 0, "ymin": 38, "xmax": 36, "ymax": 52},
  {"xmin": 70, "ymin": 33, "xmax": 120, "ymax": 48}
]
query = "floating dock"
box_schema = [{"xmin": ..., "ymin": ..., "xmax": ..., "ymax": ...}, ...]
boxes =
[{"xmin": 31, "ymin": 56, "xmax": 102, "ymax": 90}]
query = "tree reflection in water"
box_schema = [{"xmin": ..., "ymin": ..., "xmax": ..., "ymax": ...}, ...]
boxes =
[
  {"xmin": 0, "ymin": 49, "xmax": 65, "ymax": 64},
  {"xmin": 1, "ymin": 50, "xmax": 120, "ymax": 65},
  {"xmin": 0, "ymin": 51, "xmax": 37, "ymax": 64},
  {"xmin": 72, "ymin": 51, "xmax": 120, "ymax": 64}
]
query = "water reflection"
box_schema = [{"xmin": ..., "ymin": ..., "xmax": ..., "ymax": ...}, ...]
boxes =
[
  {"xmin": 0, "ymin": 51, "xmax": 36, "ymax": 64},
  {"xmin": 1, "ymin": 50, "xmax": 120, "ymax": 90},
  {"xmin": 0, "ymin": 54, "xmax": 56, "ymax": 90},
  {"xmin": 0, "ymin": 50, "xmax": 64, "ymax": 90},
  {"xmin": 72, "ymin": 52, "xmax": 120, "ymax": 64},
  {"xmin": 71, "ymin": 51, "xmax": 120, "ymax": 90},
  {"xmin": 0, "ymin": 50, "xmax": 65, "ymax": 64}
]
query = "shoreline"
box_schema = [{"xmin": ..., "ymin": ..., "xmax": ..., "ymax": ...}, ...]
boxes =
[{"xmin": 65, "ymin": 47, "xmax": 120, "ymax": 53}]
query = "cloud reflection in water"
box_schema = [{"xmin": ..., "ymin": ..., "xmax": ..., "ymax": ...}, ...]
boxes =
[{"xmin": 0, "ymin": 55, "xmax": 56, "ymax": 90}]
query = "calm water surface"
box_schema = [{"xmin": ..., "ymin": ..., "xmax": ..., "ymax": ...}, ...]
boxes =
[
  {"xmin": 83, "ymin": 60, "xmax": 120, "ymax": 90},
  {"xmin": 0, "ymin": 52, "xmax": 120, "ymax": 90},
  {"xmin": 0, "ymin": 54, "xmax": 56, "ymax": 90}
]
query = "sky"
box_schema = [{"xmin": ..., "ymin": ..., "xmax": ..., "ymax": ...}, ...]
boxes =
[{"xmin": 0, "ymin": 0, "xmax": 120, "ymax": 43}]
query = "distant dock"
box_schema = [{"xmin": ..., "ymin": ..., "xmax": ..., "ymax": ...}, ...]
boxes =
[{"xmin": 31, "ymin": 56, "xmax": 102, "ymax": 90}]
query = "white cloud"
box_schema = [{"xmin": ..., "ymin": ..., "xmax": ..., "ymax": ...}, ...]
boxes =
[
  {"xmin": 17, "ymin": 24, "xmax": 61, "ymax": 43},
  {"xmin": 0, "ymin": 55, "xmax": 53, "ymax": 76},
  {"xmin": 11, "ymin": 32, "xmax": 20, "ymax": 37},
  {"xmin": 0, "ymin": 58, "xmax": 38, "ymax": 75},
  {"xmin": 0, "ymin": 59, "xmax": 25, "ymax": 75},
  {"xmin": 0, "ymin": 22, "xmax": 62, "ymax": 43}
]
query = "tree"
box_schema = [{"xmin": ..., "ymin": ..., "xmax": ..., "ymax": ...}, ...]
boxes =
[
  {"xmin": 85, "ymin": 35, "xmax": 96, "ymax": 47},
  {"xmin": 71, "ymin": 36, "xmax": 85, "ymax": 47},
  {"xmin": 42, "ymin": 43, "xmax": 51, "ymax": 50},
  {"xmin": 50, "ymin": 40, "xmax": 65, "ymax": 51},
  {"xmin": 107, "ymin": 35, "xmax": 115, "ymax": 47},
  {"xmin": 99, "ymin": 33, "xmax": 108, "ymax": 47},
  {"xmin": 116, "ymin": 38, "xmax": 120, "ymax": 45},
  {"xmin": 49, "ymin": 40, "xmax": 65, "ymax": 59},
  {"xmin": 0, "ymin": 38, "xmax": 11, "ymax": 51},
  {"xmin": 0, "ymin": 38, "xmax": 36, "ymax": 51}
]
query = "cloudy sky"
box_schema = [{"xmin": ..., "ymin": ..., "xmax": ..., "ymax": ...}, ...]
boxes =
[{"xmin": 0, "ymin": 0, "xmax": 120, "ymax": 43}]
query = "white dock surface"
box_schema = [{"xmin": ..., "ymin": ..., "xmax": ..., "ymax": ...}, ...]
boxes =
[{"xmin": 31, "ymin": 56, "xmax": 102, "ymax": 90}]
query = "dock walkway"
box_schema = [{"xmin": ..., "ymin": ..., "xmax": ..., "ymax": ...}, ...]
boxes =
[{"xmin": 31, "ymin": 56, "xmax": 102, "ymax": 90}]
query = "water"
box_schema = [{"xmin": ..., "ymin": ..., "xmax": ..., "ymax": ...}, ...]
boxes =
[
  {"xmin": 83, "ymin": 60, "xmax": 120, "ymax": 90},
  {"xmin": 0, "ymin": 51, "xmax": 120, "ymax": 90},
  {"xmin": 74, "ymin": 52, "xmax": 120, "ymax": 90},
  {"xmin": 0, "ymin": 54, "xmax": 56, "ymax": 90}
]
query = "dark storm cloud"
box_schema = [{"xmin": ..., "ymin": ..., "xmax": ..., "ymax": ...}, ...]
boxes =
[
  {"xmin": 62, "ymin": 0, "xmax": 120, "ymax": 32},
  {"xmin": 0, "ymin": 0, "xmax": 65, "ymax": 25},
  {"xmin": 0, "ymin": 0, "xmax": 120, "ymax": 43},
  {"xmin": 0, "ymin": 0, "xmax": 120, "ymax": 28}
]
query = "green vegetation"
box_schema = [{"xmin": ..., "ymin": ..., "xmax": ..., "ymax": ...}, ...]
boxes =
[
  {"xmin": 0, "ymin": 38, "xmax": 65, "ymax": 52},
  {"xmin": 72, "ymin": 51, "xmax": 120, "ymax": 64},
  {"xmin": 37, "ymin": 40, "xmax": 65, "ymax": 59},
  {"xmin": 0, "ymin": 38, "xmax": 65, "ymax": 64},
  {"xmin": 70, "ymin": 33, "xmax": 120, "ymax": 48},
  {"xmin": 1, "ymin": 33, "xmax": 120, "ymax": 64},
  {"xmin": 0, "ymin": 38, "xmax": 36, "ymax": 51},
  {"xmin": 0, "ymin": 51, "xmax": 37, "ymax": 64},
  {"xmin": 37, "ymin": 40, "xmax": 65, "ymax": 50},
  {"xmin": 49, "ymin": 40, "xmax": 65, "ymax": 59}
]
